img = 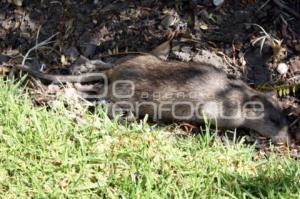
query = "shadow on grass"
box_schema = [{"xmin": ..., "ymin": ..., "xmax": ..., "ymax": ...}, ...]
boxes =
[{"xmin": 220, "ymin": 168, "xmax": 300, "ymax": 197}]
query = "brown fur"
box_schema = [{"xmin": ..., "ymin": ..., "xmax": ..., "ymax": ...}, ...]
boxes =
[
  {"xmin": 14, "ymin": 54, "xmax": 290, "ymax": 144},
  {"xmin": 106, "ymin": 54, "xmax": 289, "ymax": 144}
]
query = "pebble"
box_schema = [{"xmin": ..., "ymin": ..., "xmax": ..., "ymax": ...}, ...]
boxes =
[
  {"xmin": 295, "ymin": 44, "xmax": 300, "ymax": 52},
  {"xmin": 161, "ymin": 15, "xmax": 177, "ymax": 28},
  {"xmin": 213, "ymin": 0, "xmax": 224, "ymax": 7},
  {"xmin": 276, "ymin": 63, "xmax": 289, "ymax": 74},
  {"xmin": 8, "ymin": 0, "xmax": 23, "ymax": 6}
]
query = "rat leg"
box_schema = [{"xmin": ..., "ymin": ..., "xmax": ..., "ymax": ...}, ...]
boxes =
[{"xmin": 105, "ymin": 102, "xmax": 136, "ymax": 124}]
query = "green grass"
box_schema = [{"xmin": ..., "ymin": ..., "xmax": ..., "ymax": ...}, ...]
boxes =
[{"xmin": 0, "ymin": 78, "xmax": 300, "ymax": 198}]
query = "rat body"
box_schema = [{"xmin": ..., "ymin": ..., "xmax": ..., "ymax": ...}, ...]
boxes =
[
  {"xmin": 105, "ymin": 54, "xmax": 289, "ymax": 144},
  {"xmin": 13, "ymin": 46, "xmax": 290, "ymax": 144}
]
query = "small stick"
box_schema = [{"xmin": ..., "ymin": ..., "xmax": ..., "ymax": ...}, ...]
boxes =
[
  {"xmin": 273, "ymin": 0, "xmax": 300, "ymax": 19},
  {"xmin": 22, "ymin": 32, "xmax": 59, "ymax": 67},
  {"xmin": 257, "ymin": 0, "xmax": 272, "ymax": 11}
]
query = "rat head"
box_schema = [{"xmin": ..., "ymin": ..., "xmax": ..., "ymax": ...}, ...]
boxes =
[{"xmin": 243, "ymin": 94, "xmax": 289, "ymax": 144}]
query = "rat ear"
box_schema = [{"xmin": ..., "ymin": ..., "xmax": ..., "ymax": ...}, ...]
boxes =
[
  {"xmin": 250, "ymin": 95, "xmax": 263, "ymax": 102},
  {"xmin": 265, "ymin": 91, "xmax": 277, "ymax": 100},
  {"xmin": 150, "ymin": 40, "xmax": 170, "ymax": 60}
]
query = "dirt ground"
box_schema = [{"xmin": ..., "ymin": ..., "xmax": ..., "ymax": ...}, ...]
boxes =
[{"xmin": 0, "ymin": 0, "xmax": 300, "ymax": 150}]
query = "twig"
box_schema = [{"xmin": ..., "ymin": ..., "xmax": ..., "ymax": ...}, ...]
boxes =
[
  {"xmin": 288, "ymin": 75, "xmax": 300, "ymax": 82},
  {"xmin": 257, "ymin": 0, "xmax": 272, "ymax": 12},
  {"xmin": 22, "ymin": 32, "xmax": 59, "ymax": 67},
  {"xmin": 289, "ymin": 117, "xmax": 300, "ymax": 127},
  {"xmin": 250, "ymin": 24, "xmax": 272, "ymax": 55},
  {"xmin": 273, "ymin": 0, "xmax": 300, "ymax": 19},
  {"xmin": 35, "ymin": 26, "xmax": 41, "ymax": 56}
]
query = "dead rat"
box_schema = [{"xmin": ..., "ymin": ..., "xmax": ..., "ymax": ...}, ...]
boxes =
[
  {"xmin": 105, "ymin": 54, "xmax": 289, "ymax": 144},
  {"xmin": 11, "ymin": 42, "xmax": 290, "ymax": 144}
]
